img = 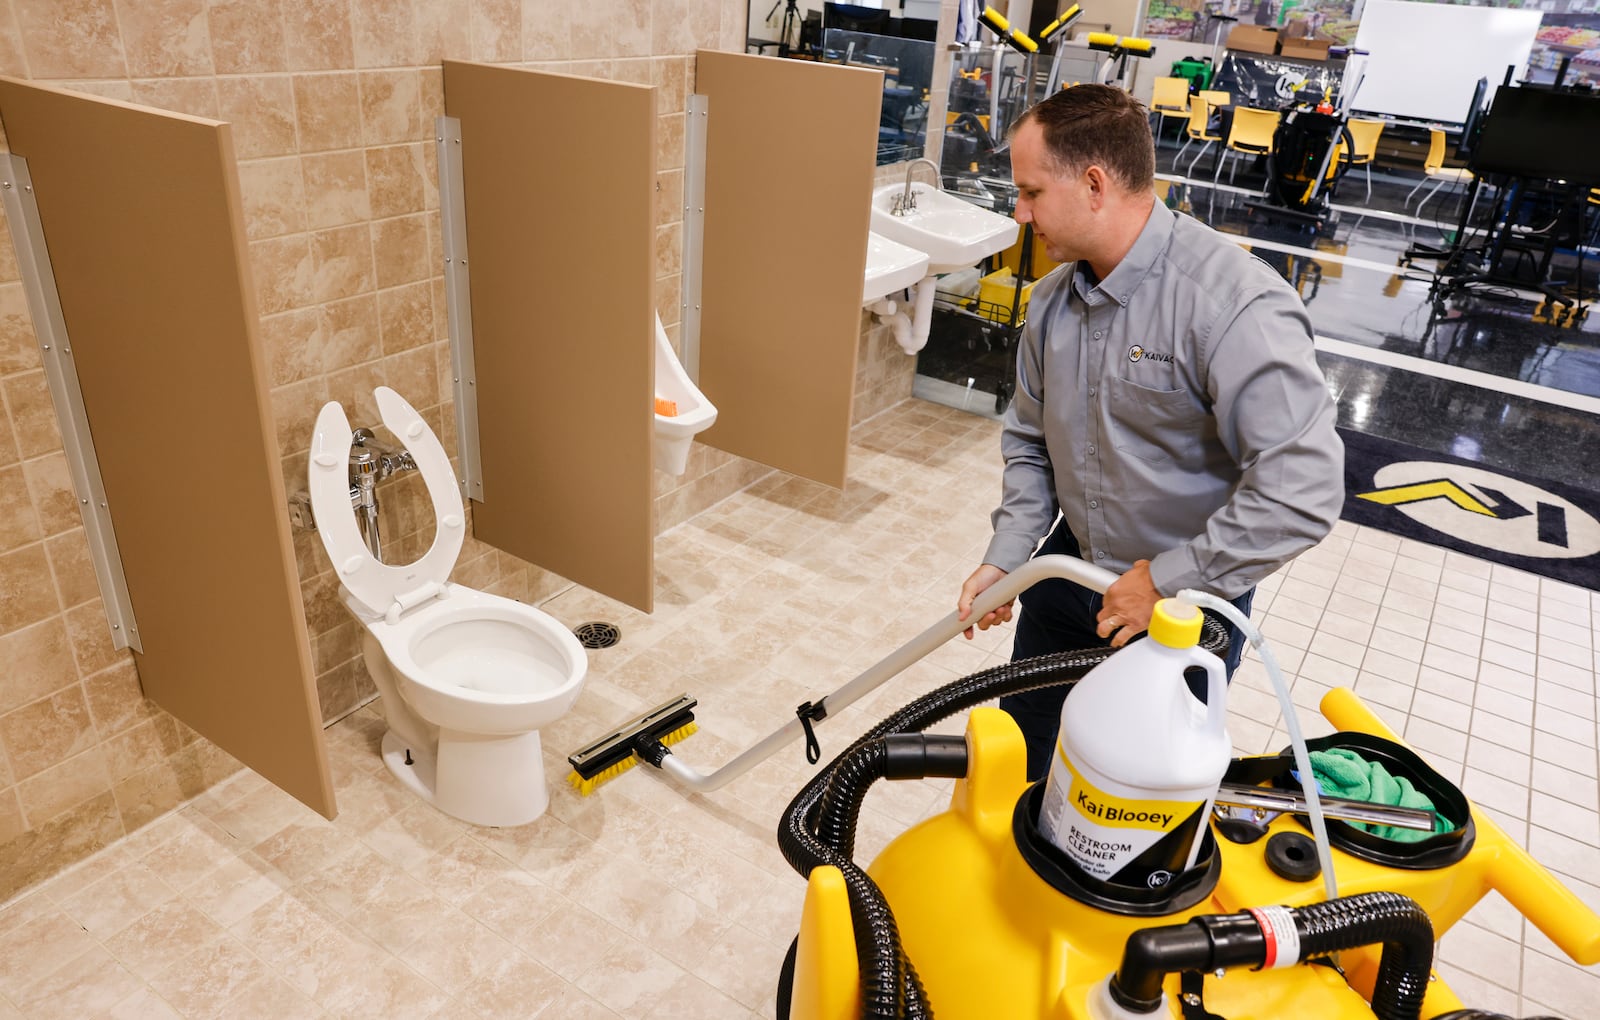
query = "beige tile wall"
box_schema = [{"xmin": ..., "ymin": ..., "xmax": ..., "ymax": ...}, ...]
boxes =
[{"xmin": 0, "ymin": 1, "xmax": 930, "ymax": 900}]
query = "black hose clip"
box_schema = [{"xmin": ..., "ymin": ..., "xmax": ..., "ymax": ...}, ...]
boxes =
[
  {"xmin": 795, "ymin": 700, "xmax": 828, "ymax": 764},
  {"xmin": 1179, "ymin": 971, "xmax": 1225, "ymax": 1020}
]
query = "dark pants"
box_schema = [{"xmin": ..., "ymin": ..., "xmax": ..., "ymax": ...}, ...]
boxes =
[{"xmin": 997, "ymin": 522, "xmax": 1254, "ymax": 782}]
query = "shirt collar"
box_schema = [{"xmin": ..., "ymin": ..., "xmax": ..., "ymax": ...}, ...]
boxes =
[{"xmin": 1070, "ymin": 198, "xmax": 1173, "ymax": 308}]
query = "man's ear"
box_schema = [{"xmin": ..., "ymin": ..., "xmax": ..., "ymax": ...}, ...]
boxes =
[{"xmin": 1084, "ymin": 164, "xmax": 1109, "ymax": 204}]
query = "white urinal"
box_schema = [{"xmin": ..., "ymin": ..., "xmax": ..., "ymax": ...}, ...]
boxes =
[{"xmin": 653, "ymin": 314, "xmax": 717, "ymax": 476}]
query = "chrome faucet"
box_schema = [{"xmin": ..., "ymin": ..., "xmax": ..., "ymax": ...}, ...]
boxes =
[{"xmin": 891, "ymin": 158, "xmax": 943, "ymax": 216}]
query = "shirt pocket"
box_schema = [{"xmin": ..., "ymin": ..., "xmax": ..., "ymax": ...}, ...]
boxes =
[{"xmin": 1106, "ymin": 376, "xmax": 1204, "ymax": 464}]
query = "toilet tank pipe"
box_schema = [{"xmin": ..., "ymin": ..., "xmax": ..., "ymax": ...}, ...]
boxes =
[{"xmin": 652, "ymin": 553, "xmax": 1117, "ymax": 793}]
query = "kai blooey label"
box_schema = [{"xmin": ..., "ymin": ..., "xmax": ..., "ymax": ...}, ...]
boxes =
[{"xmin": 1038, "ymin": 745, "xmax": 1205, "ymax": 883}]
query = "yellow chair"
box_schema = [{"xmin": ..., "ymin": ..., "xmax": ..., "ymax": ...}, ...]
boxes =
[
  {"xmin": 1149, "ymin": 76, "xmax": 1191, "ymax": 143},
  {"xmin": 1333, "ymin": 117, "xmax": 1385, "ymax": 202},
  {"xmin": 1404, "ymin": 128, "xmax": 1474, "ymax": 216},
  {"xmin": 1215, "ymin": 106, "xmax": 1280, "ymax": 185},
  {"xmin": 1175, "ymin": 95, "xmax": 1223, "ymax": 177}
]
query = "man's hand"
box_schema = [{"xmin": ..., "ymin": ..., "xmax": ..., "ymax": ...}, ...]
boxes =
[
  {"xmin": 958, "ymin": 564, "xmax": 1013, "ymax": 640},
  {"xmin": 1096, "ymin": 559, "xmax": 1161, "ymax": 648}
]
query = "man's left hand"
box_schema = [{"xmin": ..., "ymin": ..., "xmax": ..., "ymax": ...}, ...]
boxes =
[{"xmin": 1096, "ymin": 559, "xmax": 1161, "ymax": 648}]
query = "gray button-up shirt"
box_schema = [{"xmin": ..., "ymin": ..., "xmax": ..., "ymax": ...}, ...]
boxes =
[{"xmin": 983, "ymin": 199, "xmax": 1343, "ymax": 599}]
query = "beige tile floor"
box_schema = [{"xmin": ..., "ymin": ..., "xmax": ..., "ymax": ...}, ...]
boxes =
[{"xmin": 2, "ymin": 398, "xmax": 1599, "ymax": 1018}]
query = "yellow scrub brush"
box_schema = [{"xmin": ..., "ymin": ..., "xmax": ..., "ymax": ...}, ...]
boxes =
[{"xmin": 566, "ymin": 694, "xmax": 699, "ymax": 795}]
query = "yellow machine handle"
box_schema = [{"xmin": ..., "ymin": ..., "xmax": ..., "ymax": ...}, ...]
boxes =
[
  {"xmin": 1322, "ymin": 687, "xmax": 1600, "ymax": 965},
  {"xmin": 792, "ymin": 865, "xmax": 860, "ymax": 1020}
]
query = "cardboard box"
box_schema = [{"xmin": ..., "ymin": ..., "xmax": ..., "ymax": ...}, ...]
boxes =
[
  {"xmin": 1226, "ymin": 25, "xmax": 1279, "ymax": 56},
  {"xmin": 1279, "ymin": 38, "xmax": 1332, "ymax": 61},
  {"xmin": 1277, "ymin": 19, "xmax": 1314, "ymax": 42}
]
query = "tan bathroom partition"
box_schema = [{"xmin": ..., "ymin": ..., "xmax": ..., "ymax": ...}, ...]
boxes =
[
  {"xmin": 694, "ymin": 51, "xmax": 882, "ymax": 488},
  {"xmin": 0, "ymin": 79, "xmax": 334, "ymax": 818},
  {"xmin": 442, "ymin": 61, "xmax": 656, "ymax": 613}
]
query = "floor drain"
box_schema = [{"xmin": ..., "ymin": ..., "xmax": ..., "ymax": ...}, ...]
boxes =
[{"xmin": 573, "ymin": 621, "xmax": 621, "ymax": 649}]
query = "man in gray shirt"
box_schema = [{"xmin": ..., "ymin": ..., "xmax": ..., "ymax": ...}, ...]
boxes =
[{"xmin": 957, "ymin": 84, "xmax": 1343, "ymax": 780}]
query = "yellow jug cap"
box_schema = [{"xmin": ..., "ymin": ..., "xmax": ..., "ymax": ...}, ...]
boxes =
[{"xmin": 1148, "ymin": 598, "xmax": 1201, "ymax": 648}]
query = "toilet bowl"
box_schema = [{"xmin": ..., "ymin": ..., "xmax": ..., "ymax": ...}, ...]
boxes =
[
  {"xmin": 653, "ymin": 314, "xmax": 717, "ymax": 476},
  {"xmin": 307, "ymin": 386, "xmax": 587, "ymax": 827}
]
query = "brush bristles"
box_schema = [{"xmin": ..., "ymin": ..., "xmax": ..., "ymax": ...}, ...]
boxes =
[
  {"xmin": 566, "ymin": 720, "xmax": 699, "ymax": 796},
  {"xmin": 568, "ymin": 757, "xmax": 637, "ymax": 796},
  {"xmin": 660, "ymin": 721, "xmax": 698, "ymax": 747}
]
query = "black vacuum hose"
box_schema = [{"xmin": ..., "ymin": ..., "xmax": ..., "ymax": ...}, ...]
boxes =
[
  {"xmin": 1301, "ymin": 892, "xmax": 1434, "ymax": 1020},
  {"xmin": 1431, "ymin": 1012, "xmax": 1566, "ymax": 1019},
  {"xmin": 814, "ymin": 734, "xmax": 971, "ymax": 863},
  {"xmin": 1111, "ymin": 891, "xmax": 1435, "ymax": 1020}
]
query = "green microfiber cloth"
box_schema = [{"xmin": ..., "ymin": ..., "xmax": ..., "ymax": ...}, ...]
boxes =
[{"xmin": 1307, "ymin": 748, "xmax": 1455, "ymax": 843}]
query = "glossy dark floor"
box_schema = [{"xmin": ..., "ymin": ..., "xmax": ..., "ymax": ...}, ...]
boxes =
[{"xmin": 913, "ymin": 138, "xmax": 1600, "ymax": 494}]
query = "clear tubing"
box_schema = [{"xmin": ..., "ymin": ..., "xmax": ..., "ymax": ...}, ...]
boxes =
[{"xmin": 1177, "ymin": 588, "xmax": 1339, "ymax": 903}]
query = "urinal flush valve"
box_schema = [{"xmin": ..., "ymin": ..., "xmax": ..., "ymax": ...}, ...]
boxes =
[{"xmin": 349, "ymin": 428, "xmax": 415, "ymax": 486}]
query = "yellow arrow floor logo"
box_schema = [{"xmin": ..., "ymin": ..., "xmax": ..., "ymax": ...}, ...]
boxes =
[
  {"xmin": 1354, "ymin": 461, "xmax": 1600, "ymax": 560},
  {"xmin": 1357, "ymin": 480, "xmax": 1497, "ymax": 516}
]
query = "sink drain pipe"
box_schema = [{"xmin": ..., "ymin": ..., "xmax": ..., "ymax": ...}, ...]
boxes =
[{"xmin": 871, "ymin": 277, "xmax": 942, "ymax": 356}]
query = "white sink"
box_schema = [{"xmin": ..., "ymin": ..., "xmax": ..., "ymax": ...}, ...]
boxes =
[
  {"xmin": 863, "ymin": 231, "xmax": 930, "ymax": 304},
  {"xmin": 870, "ymin": 182, "xmax": 1020, "ymax": 275}
]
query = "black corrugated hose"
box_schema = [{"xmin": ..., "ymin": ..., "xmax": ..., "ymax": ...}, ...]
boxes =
[
  {"xmin": 775, "ymin": 617, "xmax": 1233, "ymax": 1020},
  {"xmin": 1298, "ymin": 892, "xmax": 1434, "ymax": 1020},
  {"xmin": 1431, "ymin": 1013, "xmax": 1565, "ymax": 1020},
  {"xmin": 1111, "ymin": 891, "xmax": 1435, "ymax": 1019}
]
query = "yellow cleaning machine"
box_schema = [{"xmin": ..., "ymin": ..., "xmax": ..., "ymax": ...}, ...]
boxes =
[{"xmin": 777, "ymin": 599, "xmax": 1600, "ymax": 1020}]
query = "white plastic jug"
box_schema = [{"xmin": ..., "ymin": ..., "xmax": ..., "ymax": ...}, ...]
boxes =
[{"xmin": 1036, "ymin": 598, "xmax": 1231, "ymax": 890}]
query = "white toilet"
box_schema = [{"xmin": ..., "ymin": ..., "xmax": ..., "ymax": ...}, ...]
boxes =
[
  {"xmin": 653, "ymin": 314, "xmax": 717, "ymax": 476},
  {"xmin": 307, "ymin": 386, "xmax": 587, "ymax": 827}
]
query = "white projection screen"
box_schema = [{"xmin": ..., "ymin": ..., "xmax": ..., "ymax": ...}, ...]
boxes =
[{"xmin": 1352, "ymin": 0, "xmax": 1542, "ymax": 124}]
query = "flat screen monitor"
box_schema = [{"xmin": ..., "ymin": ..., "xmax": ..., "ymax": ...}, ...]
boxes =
[
  {"xmin": 823, "ymin": 2, "xmax": 892, "ymax": 35},
  {"xmin": 1470, "ymin": 85, "xmax": 1600, "ymax": 182},
  {"xmin": 1455, "ymin": 77, "xmax": 1489, "ymax": 160}
]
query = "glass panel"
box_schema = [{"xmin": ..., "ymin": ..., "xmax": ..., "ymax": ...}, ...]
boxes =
[{"xmin": 819, "ymin": 29, "xmax": 937, "ymax": 165}]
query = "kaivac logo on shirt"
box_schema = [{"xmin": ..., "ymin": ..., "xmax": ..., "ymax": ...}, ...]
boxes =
[{"xmin": 1128, "ymin": 345, "xmax": 1174, "ymax": 364}]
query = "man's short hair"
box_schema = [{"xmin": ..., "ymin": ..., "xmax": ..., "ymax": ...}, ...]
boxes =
[{"xmin": 1014, "ymin": 84, "xmax": 1156, "ymax": 192}]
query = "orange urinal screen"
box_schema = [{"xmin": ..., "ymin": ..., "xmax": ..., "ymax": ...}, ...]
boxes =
[{"xmin": 655, "ymin": 396, "xmax": 679, "ymax": 417}]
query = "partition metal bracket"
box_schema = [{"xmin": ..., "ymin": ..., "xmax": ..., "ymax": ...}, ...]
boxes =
[
  {"xmin": 680, "ymin": 94, "xmax": 709, "ymax": 383},
  {"xmin": 435, "ymin": 115, "xmax": 485, "ymax": 503},
  {"xmin": 0, "ymin": 154, "xmax": 142, "ymax": 652}
]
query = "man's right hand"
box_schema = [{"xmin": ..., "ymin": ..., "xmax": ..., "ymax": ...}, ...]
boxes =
[{"xmin": 958, "ymin": 564, "xmax": 1013, "ymax": 640}]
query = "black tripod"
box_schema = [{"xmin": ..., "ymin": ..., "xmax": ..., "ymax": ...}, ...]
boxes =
[{"xmin": 767, "ymin": 0, "xmax": 802, "ymax": 57}]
